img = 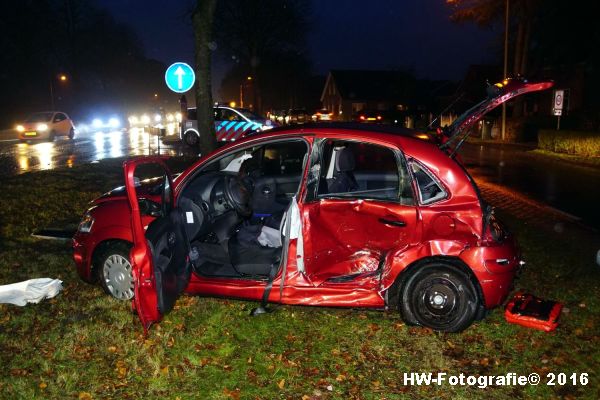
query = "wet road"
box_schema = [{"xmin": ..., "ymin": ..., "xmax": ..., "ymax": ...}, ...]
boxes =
[
  {"xmin": 459, "ymin": 143, "xmax": 600, "ymax": 229},
  {"xmin": 0, "ymin": 126, "xmax": 196, "ymax": 179}
]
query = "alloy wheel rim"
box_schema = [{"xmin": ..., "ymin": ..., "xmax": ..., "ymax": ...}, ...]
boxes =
[{"xmin": 103, "ymin": 254, "xmax": 134, "ymax": 300}]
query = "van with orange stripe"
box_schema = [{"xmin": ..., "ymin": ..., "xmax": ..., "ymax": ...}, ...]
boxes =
[{"xmin": 181, "ymin": 106, "xmax": 276, "ymax": 147}]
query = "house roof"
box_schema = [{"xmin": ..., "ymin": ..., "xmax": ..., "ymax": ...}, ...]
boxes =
[{"xmin": 321, "ymin": 70, "xmax": 416, "ymax": 103}]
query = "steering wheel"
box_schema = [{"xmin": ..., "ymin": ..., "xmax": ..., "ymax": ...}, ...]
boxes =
[{"xmin": 223, "ymin": 175, "xmax": 252, "ymax": 216}]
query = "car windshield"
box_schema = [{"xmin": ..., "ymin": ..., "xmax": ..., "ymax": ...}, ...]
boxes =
[
  {"xmin": 25, "ymin": 112, "xmax": 53, "ymax": 122},
  {"xmin": 237, "ymin": 108, "xmax": 262, "ymax": 120}
]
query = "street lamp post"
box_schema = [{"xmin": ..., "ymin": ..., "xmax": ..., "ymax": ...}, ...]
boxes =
[
  {"xmin": 49, "ymin": 74, "xmax": 68, "ymax": 110},
  {"xmin": 239, "ymin": 76, "xmax": 252, "ymax": 109},
  {"xmin": 501, "ymin": 0, "xmax": 509, "ymax": 141}
]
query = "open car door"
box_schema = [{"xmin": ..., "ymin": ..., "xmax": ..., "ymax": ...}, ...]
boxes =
[{"xmin": 124, "ymin": 157, "xmax": 191, "ymax": 333}]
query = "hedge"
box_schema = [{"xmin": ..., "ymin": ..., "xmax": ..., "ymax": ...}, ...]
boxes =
[{"xmin": 538, "ymin": 130, "xmax": 600, "ymax": 157}]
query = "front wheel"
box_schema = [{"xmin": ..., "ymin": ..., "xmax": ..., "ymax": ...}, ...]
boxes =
[
  {"xmin": 68, "ymin": 128, "xmax": 75, "ymax": 140},
  {"xmin": 183, "ymin": 130, "xmax": 199, "ymax": 147},
  {"xmin": 399, "ymin": 263, "xmax": 479, "ymax": 332},
  {"xmin": 96, "ymin": 242, "xmax": 134, "ymax": 300}
]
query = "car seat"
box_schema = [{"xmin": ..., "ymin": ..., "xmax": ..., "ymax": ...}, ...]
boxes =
[{"xmin": 327, "ymin": 147, "xmax": 358, "ymax": 193}]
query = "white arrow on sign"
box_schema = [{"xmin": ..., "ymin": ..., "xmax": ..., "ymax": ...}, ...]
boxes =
[{"xmin": 174, "ymin": 66, "xmax": 186, "ymax": 89}]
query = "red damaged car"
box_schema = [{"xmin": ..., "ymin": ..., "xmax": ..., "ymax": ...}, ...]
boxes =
[{"xmin": 73, "ymin": 78, "xmax": 552, "ymax": 332}]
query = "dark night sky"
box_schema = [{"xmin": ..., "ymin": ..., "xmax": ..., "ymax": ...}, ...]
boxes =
[{"xmin": 99, "ymin": 0, "xmax": 499, "ymax": 92}]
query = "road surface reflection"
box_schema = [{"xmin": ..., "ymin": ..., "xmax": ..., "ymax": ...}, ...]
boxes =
[{"xmin": 0, "ymin": 126, "xmax": 195, "ymax": 178}]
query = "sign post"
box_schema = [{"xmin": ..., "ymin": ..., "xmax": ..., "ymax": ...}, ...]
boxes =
[
  {"xmin": 165, "ymin": 62, "xmax": 195, "ymax": 93},
  {"xmin": 553, "ymin": 90, "xmax": 564, "ymax": 130}
]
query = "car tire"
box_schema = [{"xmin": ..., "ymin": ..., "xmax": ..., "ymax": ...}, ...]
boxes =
[
  {"xmin": 49, "ymin": 130, "xmax": 56, "ymax": 142},
  {"xmin": 95, "ymin": 242, "xmax": 134, "ymax": 300},
  {"xmin": 399, "ymin": 262, "xmax": 479, "ymax": 332},
  {"xmin": 184, "ymin": 130, "xmax": 199, "ymax": 147},
  {"xmin": 68, "ymin": 128, "xmax": 74, "ymax": 140}
]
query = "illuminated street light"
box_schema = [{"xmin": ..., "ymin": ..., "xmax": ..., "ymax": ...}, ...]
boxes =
[
  {"xmin": 239, "ymin": 76, "xmax": 253, "ymax": 108},
  {"xmin": 49, "ymin": 73, "xmax": 68, "ymax": 110}
]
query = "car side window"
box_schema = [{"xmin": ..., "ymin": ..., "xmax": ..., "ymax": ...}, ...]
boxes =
[
  {"xmin": 316, "ymin": 140, "xmax": 414, "ymax": 205},
  {"xmin": 53, "ymin": 113, "xmax": 65, "ymax": 122},
  {"xmin": 261, "ymin": 141, "xmax": 307, "ymax": 176},
  {"xmin": 409, "ymin": 161, "xmax": 447, "ymax": 204},
  {"xmin": 219, "ymin": 109, "xmax": 242, "ymax": 122},
  {"xmin": 187, "ymin": 109, "xmax": 197, "ymax": 120}
]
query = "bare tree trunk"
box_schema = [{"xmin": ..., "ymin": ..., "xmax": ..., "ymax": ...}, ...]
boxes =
[{"xmin": 192, "ymin": 0, "xmax": 217, "ymax": 156}]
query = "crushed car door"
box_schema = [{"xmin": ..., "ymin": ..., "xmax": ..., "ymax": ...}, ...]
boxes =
[
  {"xmin": 301, "ymin": 139, "xmax": 418, "ymax": 286},
  {"xmin": 125, "ymin": 158, "xmax": 192, "ymax": 332}
]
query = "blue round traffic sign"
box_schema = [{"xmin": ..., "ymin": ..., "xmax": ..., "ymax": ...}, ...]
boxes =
[{"xmin": 165, "ymin": 62, "xmax": 195, "ymax": 93}]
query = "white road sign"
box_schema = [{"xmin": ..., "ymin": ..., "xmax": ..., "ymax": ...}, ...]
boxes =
[{"xmin": 553, "ymin": 90, "xmax": 564, "ymax": 116}]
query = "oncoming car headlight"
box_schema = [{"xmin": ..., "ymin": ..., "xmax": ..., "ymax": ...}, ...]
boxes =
[
  {"xmin": 37, "ymin": 123, "xmax": 48, "ymax": 132},
  {"xmin": 78, "ymin": 212, "xmax": 95, "ymax": 233}
]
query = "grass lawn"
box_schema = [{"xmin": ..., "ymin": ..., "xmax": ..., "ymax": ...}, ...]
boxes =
[
  {"xmin": 1, "ymin": 159, "xmax": 599, "ymax": 399},
  {"xmin": 529, "ymin": 149, "xmax": 600, "ymax": 169}
]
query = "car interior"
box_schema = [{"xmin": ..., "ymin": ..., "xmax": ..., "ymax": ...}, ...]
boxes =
[{"xmin": 177, "ymin": 139, "xmax": 309, "ymax": 280}]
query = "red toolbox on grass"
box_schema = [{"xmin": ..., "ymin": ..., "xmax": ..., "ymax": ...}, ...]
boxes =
[{"xmin": 505, "ymin": 292, "xmax": 563, "ymax": 332}]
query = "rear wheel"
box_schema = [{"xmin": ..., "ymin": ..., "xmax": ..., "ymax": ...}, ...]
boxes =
[
  {"xmin": 399, "ymin": 262, "xmax": 479, "ymax": 332},
  {"xmin": 184, "ymin": 130, "xmax": 199, "ymax": 147},
  {"xmin": 96, "ymin": 242, "xmax": 134, "ymax": 300}
]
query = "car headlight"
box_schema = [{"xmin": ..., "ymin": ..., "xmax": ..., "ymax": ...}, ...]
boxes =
[
  {"xmin": 261, "ymin": 124, "xmax": 274, "ymax": 130},
  {"xmin": 154, "ymin": 114, "xmax": 162, "ymax": 122},
  {"xmin": 92, "ymin": 118, "xmax": 102, "ymax": 128},
  {"xmin": 77, "ymin": 212, "xmax": 95, "ymax": 233},
  {"xmin": 16, "ymin": 125, "xmax": 25, "ymax": 132},
  {"xmin": 141, "ymin": 115, "xmax": 150, "ymax": 124},
  {"xmin": 37, "ymin": 123, "xmax": 48, "ymax": 131},
  {"xmin": 108, "ymin": 117, "xmax": 120, "ymax": 128}
]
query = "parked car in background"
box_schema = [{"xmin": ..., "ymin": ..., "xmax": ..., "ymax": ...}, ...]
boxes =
[
  {"xmin": 354, "ymin": 110, "xmax": 384, "ymax": 123},
  {"xmin": 16, "ymin": 111, "xmax": 75, "ymax": 141},
  {"xmin": 181, "ymin": 105, "xmax": 275, "ymax": 147},
  {"xmin": 72, "ymin": 78, "xmax": 553, "ymax": 333},
  {"xmin": 312, "ymin": 108, "xmax": 333, "ymax": 121},
  {"xmin": 285, "ymin": 108, "xmax": 309, "ymax": 124}
]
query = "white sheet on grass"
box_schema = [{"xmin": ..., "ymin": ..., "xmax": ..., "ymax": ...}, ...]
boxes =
[{"xmin": 0, "ymin": 278, "xmax": 63, "ymax": 306}]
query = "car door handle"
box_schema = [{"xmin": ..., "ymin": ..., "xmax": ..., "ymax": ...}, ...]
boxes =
[{"xmin": 378, "ymin": 218, "xmax": 407, "ymax": 227}]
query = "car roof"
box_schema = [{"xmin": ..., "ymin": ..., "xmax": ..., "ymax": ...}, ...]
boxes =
[{"xmin": 262, "ymin": 122, "xmax": 437, "ymax": 144}]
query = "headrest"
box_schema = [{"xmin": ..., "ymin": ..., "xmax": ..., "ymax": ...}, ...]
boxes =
[{"xmin": 335, "ymin": 147, "xmax": 355, "ymax": 172}]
